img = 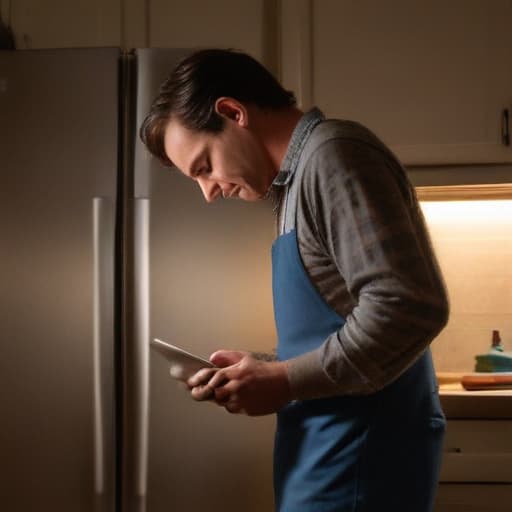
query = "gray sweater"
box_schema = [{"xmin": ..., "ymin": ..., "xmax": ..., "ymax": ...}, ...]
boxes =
[{"xmin": 271, "ymin": 109, "xmax": 449, "ymax": 399}]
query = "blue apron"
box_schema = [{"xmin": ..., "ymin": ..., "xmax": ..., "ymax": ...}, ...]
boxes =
[{"xmin": 271, "ymin": 122, "xmax": 446, "ymax": 512}]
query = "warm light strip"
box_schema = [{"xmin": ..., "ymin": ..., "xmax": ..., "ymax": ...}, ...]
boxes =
[{"xmin": 420, "ymin": 199, "xmax": 512, "ymax": 225}]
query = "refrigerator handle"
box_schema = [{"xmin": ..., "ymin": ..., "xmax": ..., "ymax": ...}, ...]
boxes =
[
  {"xmin": 92, "ymin": 197, "xmax": 114, "ymax": 499},
  {"xmin": 133, "ymin": 198, "xmax": 150, "ymax": 498}
]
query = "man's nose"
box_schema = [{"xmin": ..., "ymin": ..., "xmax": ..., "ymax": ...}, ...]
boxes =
[{"xmin": 197, "ymin": 177, "xmax": 220, "ymax": 203}]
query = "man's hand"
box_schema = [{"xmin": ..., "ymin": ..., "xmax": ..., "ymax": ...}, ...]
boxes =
[{"xmin": 187, "ymin": 350, "xmax": 292, "ymax": 416}]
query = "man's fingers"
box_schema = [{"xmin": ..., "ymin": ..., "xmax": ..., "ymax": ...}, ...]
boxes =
[
  {"xmin": 190, "ymin": 384, "xmax": 214, "ymax": 401},
  {"xmin": 188, "ymin": 367, "xmax": 232, "ymax": 403},
  {"xmin": 213, "ymin": 383, "xmax": 236, "ymax": 403},
  {"xmin": 210, "ymin": 350, "xmax": 246, "ymax": 367},
  {"xmin": 187, "ymin": 367, "xmax": 217, "ymax": 388},
  {"xmin": 224, "ymin": 401, "xmax": 246, "ymax": 415},
  {"xmin": 207, "ymin": 368, "xmax": 232, "ymax": 389}
]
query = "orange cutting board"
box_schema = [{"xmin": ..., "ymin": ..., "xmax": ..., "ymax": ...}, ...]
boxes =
[{"xmin": 461, "ymin": 373, "xmax": 512, "ymax": 390}]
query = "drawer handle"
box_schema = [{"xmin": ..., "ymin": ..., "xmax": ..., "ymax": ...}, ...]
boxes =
[{"xmin": 502, "ymin": 108, "xmax": 510, "ymax": 146}]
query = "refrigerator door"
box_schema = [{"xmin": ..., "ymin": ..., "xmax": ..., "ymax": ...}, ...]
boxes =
[
  {"xmin": 132, "ymin": 49, "xmax": 277, "ymax": 512},
  {"xmin": 0, "ymin": 49, "xmax": 119, "ymax": 511}
]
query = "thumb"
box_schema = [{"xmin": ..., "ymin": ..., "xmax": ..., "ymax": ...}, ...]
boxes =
[{"xmin": 210, "ymin": 350, "xmax": 247, "ymax": 367}]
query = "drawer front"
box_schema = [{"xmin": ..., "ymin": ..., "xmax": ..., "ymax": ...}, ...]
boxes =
[
  {"xmin": 440, "ymin": 421, "xmax": 512, "ymax": 482},
  {"xmin": 435, "ymin": 484, "xmax": 512, "ymax": 511}
]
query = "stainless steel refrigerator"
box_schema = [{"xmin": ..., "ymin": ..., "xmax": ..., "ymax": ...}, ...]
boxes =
[{"xmin": 0, "ymin": 48, "xmax": 277, "ymax": 512}]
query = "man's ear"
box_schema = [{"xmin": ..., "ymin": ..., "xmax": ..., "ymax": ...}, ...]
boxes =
[{"xmin": 214, "ymin": 97, "xmax": 248, "ymax": 126}]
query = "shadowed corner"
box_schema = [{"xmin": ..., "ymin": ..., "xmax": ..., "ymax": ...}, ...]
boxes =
[{"xmin": 0, "ymin": 15, "xmax": 15, "ymax": 50}]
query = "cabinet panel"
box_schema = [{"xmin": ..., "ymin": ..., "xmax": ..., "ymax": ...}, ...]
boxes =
[
  {"xmin": 9, "ymin": 0, "xmax": 121, "ymax": 48},
  {"xmin": 435, "ymin": 484, "xmax": 512, "ymax": 512},
  {"xmin": 440, "ymin": 421, "xmax": 512, "ymax": 482},
  {"xmin": 282, "ymin": 0, "xmax": 512, "ymax": 165},
  {"xmin": 148, "ymin": 0, "xmax": 269, "ymax": 62}
]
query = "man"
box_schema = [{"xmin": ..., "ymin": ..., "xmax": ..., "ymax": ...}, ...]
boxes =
[{"xmin": 140, "ymin": 49, "xmax": 449, "ymax": 512}]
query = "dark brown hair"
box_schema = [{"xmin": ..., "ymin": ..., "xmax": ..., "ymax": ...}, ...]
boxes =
[{"xmin": 139, "ymin": 49, "xmax": 296, "ymax": 167}]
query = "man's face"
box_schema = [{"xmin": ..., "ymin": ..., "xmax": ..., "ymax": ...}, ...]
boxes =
[{"xmin": 163, "ymin": 109, "xmax": 276, "ymax": 203}]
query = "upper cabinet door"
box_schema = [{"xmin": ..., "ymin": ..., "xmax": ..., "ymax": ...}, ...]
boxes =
[
  {"xmin": 147, "ymin": 0, "xmax": 278, "ymax": 70},
  {"xmin": 281, "ymin": 0, "xmax": 512, "ymax": 165},
  {"xmin": 7, "ymin": 0, "xmax": 121, "ymax": 48}
]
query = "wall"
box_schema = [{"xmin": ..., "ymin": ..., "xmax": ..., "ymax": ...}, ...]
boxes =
[{"xmin": 421, "ymin": 196, "xmax": 512, "ymax": 372}]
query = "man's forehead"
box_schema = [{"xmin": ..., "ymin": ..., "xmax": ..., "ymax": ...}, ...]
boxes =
[
  {"xmin": 164, "ymin": 119, "xmax": 198, "ymax": 150},
  {"xmin": 164, "ymin": 120, "xmax": 207, "ymax": 173}
]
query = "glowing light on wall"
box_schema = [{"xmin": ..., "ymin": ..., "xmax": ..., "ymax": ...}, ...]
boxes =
[{"xmin": 420, "ymin": 199, "xmax": 512, "ymax": 225}]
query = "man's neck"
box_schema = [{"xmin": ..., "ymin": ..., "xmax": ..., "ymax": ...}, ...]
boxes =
[{"xmin": 250, "ymin": 106, "xmax": 304, "ymax": 175}]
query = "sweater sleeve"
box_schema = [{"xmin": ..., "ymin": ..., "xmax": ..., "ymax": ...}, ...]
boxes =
[{"xmin": 286, "ymin": 137, "xmax": 449, "ymax": 398}]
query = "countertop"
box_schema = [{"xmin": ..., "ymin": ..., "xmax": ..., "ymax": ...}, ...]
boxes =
[
  {"xmin": 437, "ymin": 373, "xmax": 512, "ymax": 418},
  {"xmin": 439, "ymin": 386, "xmax": 512, "ymax": 419}
]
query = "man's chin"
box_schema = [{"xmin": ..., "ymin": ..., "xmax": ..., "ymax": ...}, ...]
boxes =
[{"xmin": 237, "ymin": 189, "xmax": 265, "ymax": 202}]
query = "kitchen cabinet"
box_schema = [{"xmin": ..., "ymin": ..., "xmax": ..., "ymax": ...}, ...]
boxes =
[
  {"xmin": 440, "ymin": 420, "xmax": 512, "ymax": 483},
  {"xmin": 407, "ymin": 163, "xmax": 512, "ymax": 187},
  {"xmin": 435, "ymin": 396, "xmax": 512, "ymax": 511},
  {"xmin": 435, "ymin": 484, "xmax": 512, "ymax": 512},
  {"xmin": 2, "ymin": 0, "xmax": 277, "ymax": 70},
  {"xmin": 4, "ymin": 0, "xmax": 121, "ymax": 48},
  {"xmin": 146, "ymin": 0, "xmax": 278, "ymax": 67},
  {"xmin": 280, "ymin": 0, "xmax": 512, "ymax": 166}
]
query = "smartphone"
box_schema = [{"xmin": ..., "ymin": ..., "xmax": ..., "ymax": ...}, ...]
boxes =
[{"xmin": 150, "ymin": 338, "xmax": 216, "ymax": 381}]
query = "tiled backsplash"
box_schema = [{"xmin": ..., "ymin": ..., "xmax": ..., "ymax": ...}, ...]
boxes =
[{"xmin": 420, "ymin": 198, "xmax": 512, "ymax": 372}]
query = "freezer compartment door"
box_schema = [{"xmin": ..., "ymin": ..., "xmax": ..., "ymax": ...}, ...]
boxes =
[{"xmin": 0, "ymin": 48, "xmax": 120, "ymax": 511}]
